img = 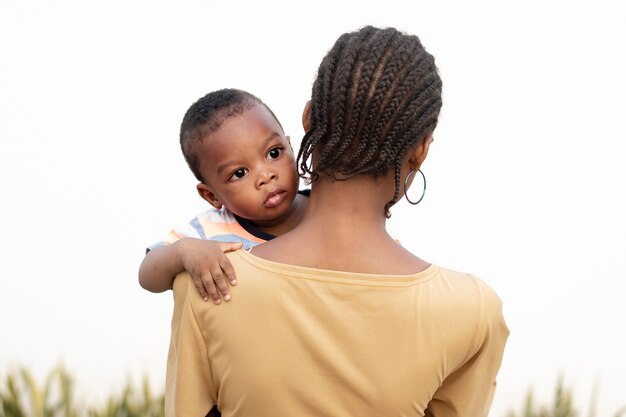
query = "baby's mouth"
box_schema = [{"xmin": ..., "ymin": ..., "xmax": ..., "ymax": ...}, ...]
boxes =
[{"xmin": 263, "ymin": 190, "xmax": 286, "ymax": 208}]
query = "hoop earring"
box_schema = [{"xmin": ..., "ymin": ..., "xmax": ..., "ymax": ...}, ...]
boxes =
[{"xmin": 403, "ymin": 169, "xmax": 426, "ymax": 205}]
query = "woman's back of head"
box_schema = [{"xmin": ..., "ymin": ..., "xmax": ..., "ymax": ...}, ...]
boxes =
[{"xmin": 298, "ymin": 26, "xmax": 443, "ymax": 216}]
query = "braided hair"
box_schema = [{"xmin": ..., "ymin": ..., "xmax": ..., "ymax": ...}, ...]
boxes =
[
  {"xmin": 180, "ymin": 88, "xmax": 283, "ymax": 182},
  {"xmin": 297, "ymin": 26, "xmax": 442, "ymax": 216}
]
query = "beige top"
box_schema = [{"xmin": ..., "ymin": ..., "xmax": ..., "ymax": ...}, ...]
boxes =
[{"xmin": 165, "ymin": 250, "xmax": 509, "ymax": 417}]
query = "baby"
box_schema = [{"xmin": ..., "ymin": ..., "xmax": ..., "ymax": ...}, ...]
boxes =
[{"xmin": 139, "ymin": 89, "xmax": 309, "ymax": 303}]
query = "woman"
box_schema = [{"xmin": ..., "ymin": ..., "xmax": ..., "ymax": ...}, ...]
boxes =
[{"xmin": 166, "ymin": 26, "xmax": 508, "ymax": 417}]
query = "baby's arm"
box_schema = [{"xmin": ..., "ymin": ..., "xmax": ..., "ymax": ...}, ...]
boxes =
[{"xmin": 138, "ymin": 238, "xmax": 242, "ymax": 304}]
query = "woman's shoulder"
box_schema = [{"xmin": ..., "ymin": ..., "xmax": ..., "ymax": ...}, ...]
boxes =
[
  {"xmin": 432, "ymin": 265, "xmax": 504, "ymax": 316},
  {"xmin": 430, "ymin": 265, "xmax": 509, "ymax": 343},
  {"xmin": 435, "ymin": 265, "xmax": 500, "ymax": 292}
]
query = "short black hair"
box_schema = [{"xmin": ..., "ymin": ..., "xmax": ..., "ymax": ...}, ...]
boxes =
[
  {"xmin": 298, "ymin": 26, "xmax": 442, "ymax": 216},
  {"xmin": 180, "ymin": 88, "xmax": 283, "ymax": 182}
]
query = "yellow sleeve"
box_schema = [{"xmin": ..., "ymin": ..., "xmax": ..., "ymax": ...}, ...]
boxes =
[
  {"xmin": 165, "ymin": 273, "xmax": 216, "ymax": 417},
  {"xmin": 425, "ymin": 288, "xmax": 509, "ymax": 417}
]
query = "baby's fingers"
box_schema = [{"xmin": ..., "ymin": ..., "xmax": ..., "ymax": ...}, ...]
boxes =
[
  {"xmin": 191, "ymin": 274, "xmax": 210, "ymax": 302},
  {"xmin": 210, "ymin": 266, "xmax": 231, "ymax": 302},
  {"xmin": 219, "ymin": 257, "xmax": 237, "ymax": 286},
  {"xmin": 218, "ymin": 241, "xmax": 243, "ymax": 253},
  {"xmin": 199, "ymin": 273, "xmax": 221, "ymax": 305}
]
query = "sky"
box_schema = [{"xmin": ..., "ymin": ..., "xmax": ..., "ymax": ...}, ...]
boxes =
[{"xmin": 1, "ymin": 1, "xmax": 625, "ymax": 416}]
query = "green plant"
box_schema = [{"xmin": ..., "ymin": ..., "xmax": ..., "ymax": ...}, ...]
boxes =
[
  {"xmin": 88, "ymin": 378, "xmax": 164, "ymax": 417},
  {"xmin": 0, "ymin": 366, "xmax": 163, "ymax": 417},
  {"xmin": 0, "ymin": 365, "xmax": 79, "ymax": 417},
  {"xmin": 505, "ymin": 376, "xmax": 626, "ymax": 417}
]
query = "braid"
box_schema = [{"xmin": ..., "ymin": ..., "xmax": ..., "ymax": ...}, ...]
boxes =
[
  {"xmin": 349, "ymin": 37, "xmax": 419, "ymax": 175},
  {"xmin": 299, "ymin": 26, "xmax": 443, "ymax": 216},
  {"xmin": 317, "ymin": 29, "xmax": 372, "ymax": 173},
  {"xmin": 370, "ymin": 43, "xmax": 429, "ymax": 146},
  {"xmin": 297, "ymin": 34, "xmax": 349, "ymax": 181},
  {"xmin": 338, "ymin": 33, "xmax": 396, "ymax": 174}
]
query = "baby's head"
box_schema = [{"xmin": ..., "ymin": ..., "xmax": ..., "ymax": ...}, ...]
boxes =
[
  {"xmin": 180, "ymin": 89, "xmax": 299, "ymax": 224},
  {"xmin": 299, "ymin": 26, "xmax": 442, "ymax": 216}
]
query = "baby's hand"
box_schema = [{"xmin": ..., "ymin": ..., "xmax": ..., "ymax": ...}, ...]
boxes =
[{"xmin": 178, "ymin": 239, "xmax": 243, "ymax": 304}]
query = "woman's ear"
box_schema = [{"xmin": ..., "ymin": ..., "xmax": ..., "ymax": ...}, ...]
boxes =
[
  {"xmin": 197, "ymin": 183, "xmax": 222, "ymax": 210},
  {"xmin": 408, "ymin": 134, "xmax": 434, "ymax": 170},
  {"xmin": 302, "ymin": 100, "xmax": 312, "ymax": 132}
]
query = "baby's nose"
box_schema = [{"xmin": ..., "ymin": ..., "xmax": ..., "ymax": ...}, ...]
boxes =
[{"xmin": 257, "ymin": 171, "xmax": 277, "ymax": 187}]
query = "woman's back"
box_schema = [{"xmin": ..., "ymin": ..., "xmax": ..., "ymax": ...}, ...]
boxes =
[{"xmin": 168, "ymin": 251, "xmax": 508, "ymax": 417}]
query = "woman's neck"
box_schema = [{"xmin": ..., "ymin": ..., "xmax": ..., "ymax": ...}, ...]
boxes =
[
  {"xmin": 299, "ymin": 176, "xmax": 390, "ymax": 233},
  {"xmin": 251, "ymin": 175, "xmax": 430, "ymax": 275}
]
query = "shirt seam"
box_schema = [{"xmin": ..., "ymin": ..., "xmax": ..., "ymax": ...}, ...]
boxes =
[
  {"xmin": 186, "ymin": 277, "xmax": 216, "ymax": 405},
  {"xmin": 234, "ymin": 250, "xmax": 438, "ymax": 287}
]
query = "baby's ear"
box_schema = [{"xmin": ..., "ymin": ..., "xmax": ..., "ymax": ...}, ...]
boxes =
[{"xmin": 197, "ymin": 183, "xmax": 222, "ymax": 210}]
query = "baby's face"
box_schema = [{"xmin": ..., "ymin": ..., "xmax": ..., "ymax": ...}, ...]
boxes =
[{"xmin": 196, "ymin": 103, "xmax": 299, "ymax": 226}]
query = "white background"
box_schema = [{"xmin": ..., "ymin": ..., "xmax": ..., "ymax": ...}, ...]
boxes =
[{"xmin": 1, "ymin": 1, "xmax": 625, "ymax": 416}]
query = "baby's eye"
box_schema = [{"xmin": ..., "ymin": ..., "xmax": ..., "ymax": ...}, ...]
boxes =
[
  {"xmin": 267, "ymin": 147, "xmax": 282, "ymax": 159},
  {"xmin": 229, "ymin": 168, "xmax": 248, "ymax": 181}
]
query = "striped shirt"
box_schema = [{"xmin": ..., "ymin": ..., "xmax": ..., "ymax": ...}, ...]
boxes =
[
  {"xmin": 148, "ymin": 207, "xmax": 269, "ymax": 252},
  {"xmin": 147, "ymin": 190, "xmax": 310, "ymax": 252}
]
